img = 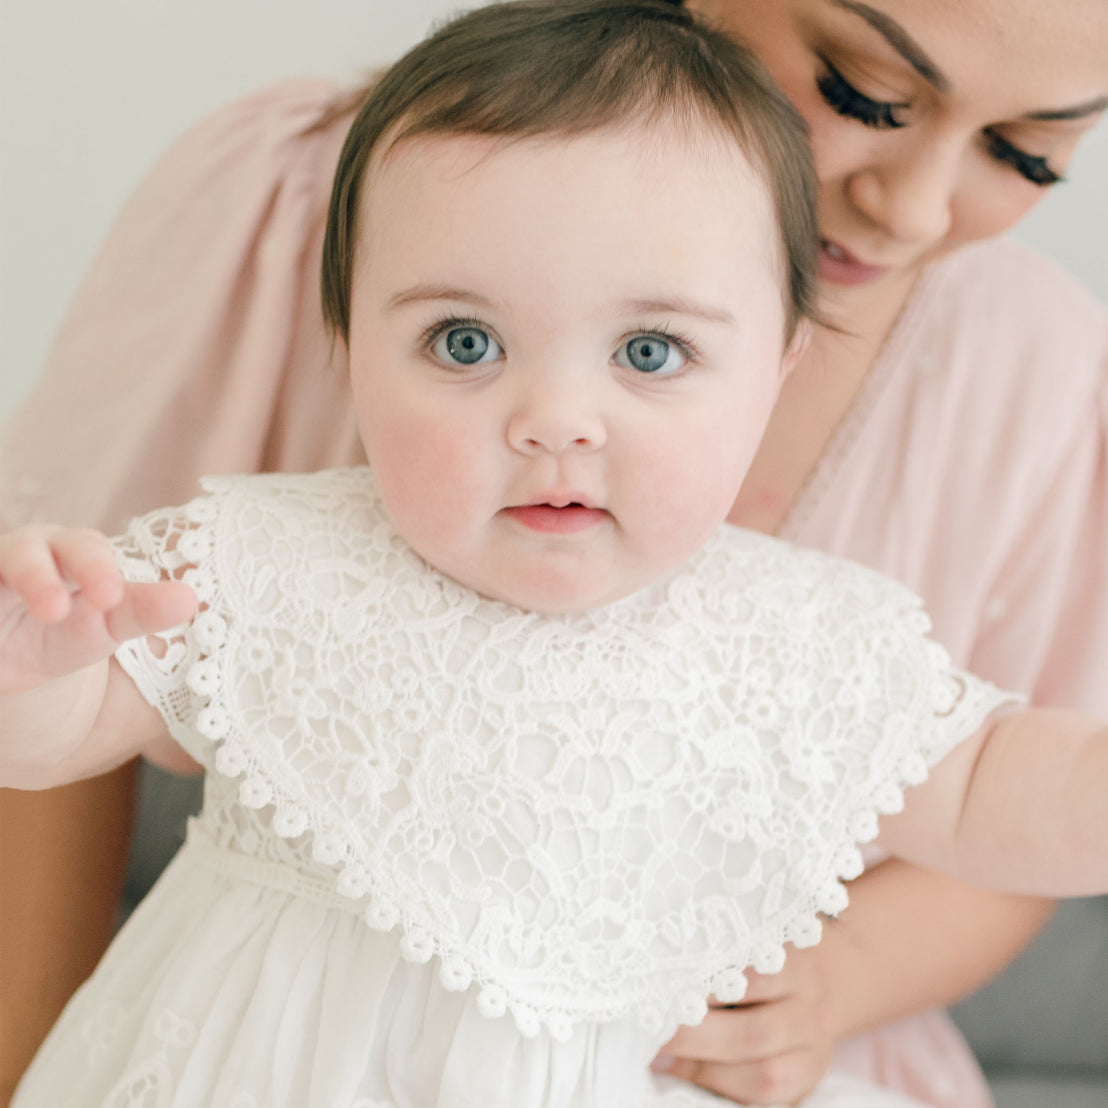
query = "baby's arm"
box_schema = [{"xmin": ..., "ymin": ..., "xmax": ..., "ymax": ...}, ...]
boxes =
[
  {"xmin": 0, "ymin": 525, "xmax": 196, "ymax": 788},
  {"xmin": 879, "ymin": 708, "xmax": 1107, "ymax": 896}
]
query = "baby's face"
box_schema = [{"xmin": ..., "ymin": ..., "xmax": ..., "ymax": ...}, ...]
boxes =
[{"xmin": 347, "ymin": 119, "xmax": 801, "ymax": 613}]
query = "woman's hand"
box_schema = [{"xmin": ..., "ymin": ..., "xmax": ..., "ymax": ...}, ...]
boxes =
[
  {"xmin": 653, "ymin": 950, "xmax": 838, "ymax": 1106},
  {"xmin": 651, "ymin": 859, "xmax": 1055, "ymax": 1106}
]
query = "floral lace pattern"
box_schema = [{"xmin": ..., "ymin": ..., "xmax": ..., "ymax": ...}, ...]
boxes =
[{"xmin": 113, "ymin": 468, "xmax": 1017, "ymax": 1042}]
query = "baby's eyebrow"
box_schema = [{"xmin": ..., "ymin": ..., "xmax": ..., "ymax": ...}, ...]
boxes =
[
  {"xmin": 387, "ymin": 284, "xmax": 498, "ymax": 311},
  {"xmin": 386, "ymin": 287, "xmax": 739, "ymax": 328},
  {"xmin": 619, "ymin": 297, "xmax": 738, "ymax": 327}
]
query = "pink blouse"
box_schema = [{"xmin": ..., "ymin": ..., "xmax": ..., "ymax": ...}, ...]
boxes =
[{"xmin": 2, "ymin": 80, "xmax": 1105, "ymax": 1108}]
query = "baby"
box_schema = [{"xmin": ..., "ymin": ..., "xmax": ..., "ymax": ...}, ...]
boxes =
[{"xmin": 2, "ymin": 2, "xmax": 1105, "ymax": 1106}]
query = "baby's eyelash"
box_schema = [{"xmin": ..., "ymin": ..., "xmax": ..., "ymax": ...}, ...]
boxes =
[
  {"xmin": 418, "ymin": 314, "xmax": 491, "ymax": 348},
  {"xmin": 633, "ymin": 325, "xmax": 700, "ymax": 363},
  {"xmin": 815, "ymin": 57, "xmax": 907, "ymax": 131},
  {"xmin": 983, "ymin": 129, "xmax": 1063, "ymax": 187}
]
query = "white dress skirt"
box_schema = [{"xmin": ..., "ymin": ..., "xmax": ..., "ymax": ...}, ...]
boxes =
[{"xmin": 14, "ymin": 469, "xmax": 1016, "ymax": 1107}]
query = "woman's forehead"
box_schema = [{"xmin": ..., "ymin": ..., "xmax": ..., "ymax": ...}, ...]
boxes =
[
  {"xmin": 702, "ymin": 0, "xmax": 1108, "ymax": 108},
  {"xmin": 869, "ymin": 0, "xmax": 1104, "ymax": 98}
]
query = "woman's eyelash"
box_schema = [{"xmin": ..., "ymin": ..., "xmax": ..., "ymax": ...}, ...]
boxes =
[
  {"xmin": 815, "ymin": 58, "xmax": 907, "ymax": 130},
  {"xmin": 983, "ymin": 129, "xmax": 1063, "ymax": 187},
  {"xmin": 813, "ymin": 54, "xmax": 1063, "ymax": 188}
]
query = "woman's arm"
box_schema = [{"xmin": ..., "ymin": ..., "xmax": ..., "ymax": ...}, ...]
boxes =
[
  {"xmin": 656, "ymin": 860, "xmax": 1052, "ymax": 1105},
  {"xmin": 0, "ymin": 768, "xmax": 137, "ymax": 1106},
  {"xmin": 800, "ymin": 861, "xmax": 1054, "ymax": 1036}
]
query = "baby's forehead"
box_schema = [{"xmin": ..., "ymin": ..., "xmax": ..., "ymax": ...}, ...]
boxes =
[
  {"xmin": 364, "ymin": 114, "xmax": 774, "ymax": 233},
  {"xmin": 359, "ymin": 116, "xmax": 783, "ymax": 278},
  {"xmin": 354, "ymin": 119, "xmax": 789, "ymax": 334},
  {"xmin": 372, "ymin": 107, "xmax": 762, "ymax": 173}
]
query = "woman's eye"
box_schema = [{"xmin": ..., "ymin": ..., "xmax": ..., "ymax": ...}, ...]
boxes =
[
  {"xmin": 983, "ymin": 128, "xmax": 1063, "ymax": 187},
  {"xmin": 430, "ymin": 324, "xmax": 502, "ymax": 367},
  {"xmin": 615, "ymin": 334, "xmax": 688, "ymax": 376},
  {"xmin": 816, "ymin": 58, "xmax": 907, "ymax": 130}
]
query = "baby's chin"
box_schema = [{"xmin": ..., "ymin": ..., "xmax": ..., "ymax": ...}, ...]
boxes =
[
  {"xmin": 400, "ymin": 521, "xmax": 702, "ymax": 616},
  {"xmin": 460, "ymin": 563, "xmax": 658, "ymax": 616},
  {"xmin": 471, "ymin": 579, "xmax": 640, "ymax": 617}
]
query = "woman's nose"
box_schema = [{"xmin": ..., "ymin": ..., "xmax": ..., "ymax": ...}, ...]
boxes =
[
  {"xmin": 505, "ymin": 375, "xmax": 607, "ymax": 455},
  {"xmin": 846, "ymin": 139, "xmax": 960, "ymax": 248}
]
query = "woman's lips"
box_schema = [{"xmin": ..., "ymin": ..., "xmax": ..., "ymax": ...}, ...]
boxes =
[
  {"xmin": 818, "ymin": 239, "xmax": 890, "ymax": 286},
  {"xmin": 505, "ymin": 504, "xmax": 609, "ymax": 534}
]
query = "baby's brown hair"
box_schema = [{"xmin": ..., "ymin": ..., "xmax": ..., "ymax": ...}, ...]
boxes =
[{"xmin": 321, "ymin": 0, "xmax": 820, "ymax": 342}]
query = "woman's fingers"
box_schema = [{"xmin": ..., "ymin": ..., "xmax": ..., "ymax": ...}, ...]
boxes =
[
  {"xmin": 655, "ymin": 983, "xmax": 836, "ymax": 1106},
  {"xmin": 658, "ymin": 1045, "xmax": 831, "ymax": 1107},
  {"xmin": 661, "ymin": 997, "xmax": 813, "ymax": 1064},
  {"xmin": 735, "ymin": 969, "xmax": 792, "ymax": 1004}
]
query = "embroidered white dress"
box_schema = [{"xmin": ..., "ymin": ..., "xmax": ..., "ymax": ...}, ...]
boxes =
[{"xmin": 14, "ymin": 469, "xmax": 1016, "ymax": 1108}]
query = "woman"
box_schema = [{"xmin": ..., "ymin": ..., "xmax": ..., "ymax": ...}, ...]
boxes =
[{"xmin": 1, "ymin": 0, "xmax": 1104, "ymax": 1104}]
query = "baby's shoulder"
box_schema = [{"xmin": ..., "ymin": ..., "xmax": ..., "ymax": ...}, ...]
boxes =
[
  {"xmin": 688, "ymin": 526, "xmax": 1017, "ymax": 768},
  {"xmin": 701, "ymin": 526, "xmax": 929, "ymax": 632},
  {"xmin": 113, "ymin": 467, "xmax": 382, "ymax": 582}
]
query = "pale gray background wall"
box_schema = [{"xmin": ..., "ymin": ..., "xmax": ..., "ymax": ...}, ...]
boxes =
[{"xmin": 2, "ymin": 0, "xmax": 1106, "ymax": 422}]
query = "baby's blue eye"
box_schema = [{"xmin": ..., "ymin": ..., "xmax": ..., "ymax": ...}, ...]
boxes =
[
  {"xmin": 433, "ymin": 325, "xmax": 501, "ymax": 366},
  {"xmin": 616, "ymin": 334, "xmax": 687, "ymax": 375}
]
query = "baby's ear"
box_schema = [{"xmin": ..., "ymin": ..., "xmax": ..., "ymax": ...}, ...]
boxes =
[{"xmin": 779, "ymin": 318, "xmax": 812, "ymax": 381}]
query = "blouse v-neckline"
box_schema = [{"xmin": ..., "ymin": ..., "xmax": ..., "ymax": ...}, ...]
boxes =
[{"xmin": 777, "ymin": 262, "xmax": 946, "ymax": 545}]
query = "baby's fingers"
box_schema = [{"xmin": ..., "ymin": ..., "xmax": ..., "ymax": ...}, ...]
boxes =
[
  {"xmin": 103, "ymin": 581, "xmax": 198, "ymax": 643},
  {"xmin": 0, "ymin": 527, "xmax": 122, "ymax": 623}
]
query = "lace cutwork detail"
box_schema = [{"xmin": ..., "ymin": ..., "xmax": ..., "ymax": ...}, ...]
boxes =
[
  {"xmin": 68, "ymin": 1008, "xmax": 196, "ymax": 1108},
  {"xmin": 113, "ymin": 468, "xmax": 1018, "ymax": 1041}
]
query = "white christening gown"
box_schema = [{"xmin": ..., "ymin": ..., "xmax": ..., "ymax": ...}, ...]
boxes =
[{"xmin": 14, "ymin": 468, "xmax": 1016, "ymax": 1108}]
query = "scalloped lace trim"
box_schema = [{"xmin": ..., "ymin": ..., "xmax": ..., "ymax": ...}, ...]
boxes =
[{"xmin": 113, "ymin": 468, "xmax": 1020, "ymax": 1041}]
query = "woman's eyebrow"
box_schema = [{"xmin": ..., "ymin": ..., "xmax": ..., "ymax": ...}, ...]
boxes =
[
  {"xmin": 1023, "ymin": 97, "xmax": 1108, "ymax": 122},
  {"xmin": 828, "ymin": 2, "xmax": 1108, "ymax": 122},
  {"xmin": 827, "ymin": 0, "xmax": 950, "ymax": 92}
]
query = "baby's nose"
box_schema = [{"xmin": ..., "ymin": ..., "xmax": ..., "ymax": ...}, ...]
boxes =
[{"xmin": 505, "ymin": 377, "xmax": 607, "ymax": 454}]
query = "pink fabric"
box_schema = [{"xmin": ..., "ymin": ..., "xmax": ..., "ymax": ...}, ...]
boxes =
[
  {"xmin": 783, "ymin": 236, "xmax": 1107, "ymax": 720},
  {"xmin": 2, "ymin": 81, "xmax": 1105, "ymax": 1108},
  {"xmin": 833, "ymin": 1010, "xmax": 994, "ymax": 1108},
  {"xmin": 0, "ymin": 80, "xmax": 365, "ymax": 535}
]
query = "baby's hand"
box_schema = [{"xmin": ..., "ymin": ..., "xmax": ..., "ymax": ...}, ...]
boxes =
[{"xmin": 0, "ymin": 525, "xmax": 197, "ymax": 695}]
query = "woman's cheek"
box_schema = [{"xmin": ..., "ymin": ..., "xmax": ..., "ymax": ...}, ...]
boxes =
[{"xmin": 946, "ymin": 174, "xmax": 1044, "ymax": 250}]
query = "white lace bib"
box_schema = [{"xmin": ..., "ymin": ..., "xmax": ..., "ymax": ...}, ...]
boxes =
[{"xmin": 113, "ymin": 468, "xmax": 1015, "ymax": 1042}]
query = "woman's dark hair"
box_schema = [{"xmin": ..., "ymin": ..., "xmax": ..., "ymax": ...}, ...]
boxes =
[{"xmin": 321, "ymin": 0, "xmax": 819, "ymax": 342}]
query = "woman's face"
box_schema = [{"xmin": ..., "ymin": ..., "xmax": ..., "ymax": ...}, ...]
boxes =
[{"xmin": 690, "ymin": 0, "xmax": 1108, "ymax": 316}]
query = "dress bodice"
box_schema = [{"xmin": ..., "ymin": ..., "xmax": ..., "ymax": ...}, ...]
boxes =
[{"xmin": 113, "ymin": 468, "xmax": 1015, "ymax": 1043}]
